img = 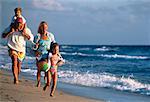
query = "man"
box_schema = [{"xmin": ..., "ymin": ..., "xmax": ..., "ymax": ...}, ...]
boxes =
[{"xmin": 2, "ymin": 17, "xmax": 33, "ymax": 84}]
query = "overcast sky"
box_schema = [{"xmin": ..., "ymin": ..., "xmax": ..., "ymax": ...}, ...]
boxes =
[{"xmin": 1, "ymin": 0, "xmax": 150, "ymax": 45}]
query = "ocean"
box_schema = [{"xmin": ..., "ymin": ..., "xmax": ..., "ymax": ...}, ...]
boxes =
[{"xmin": 0, "ymin": 44, "xmax": 150, "ymax": 102}]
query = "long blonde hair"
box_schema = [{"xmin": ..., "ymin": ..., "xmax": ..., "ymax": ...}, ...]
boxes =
[{"xmin": 38, "ymin": 21, "xmax": 48, "ymax": 34}]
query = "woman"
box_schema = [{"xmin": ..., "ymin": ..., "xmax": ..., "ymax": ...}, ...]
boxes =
[
  {"xmin": 2, "ymin": 17, "xmax": 33, "ymax": 84},
  {"xmin": 34, "ymin": 21, "xmax": 56, "ymax": 87}
]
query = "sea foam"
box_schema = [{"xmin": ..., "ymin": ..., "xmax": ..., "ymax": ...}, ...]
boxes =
[
  {"xmin": 58, "ymin": 70, "xmax": 150, "ymax": 95},
  {"xmin": 61, "ymin": 51, "xmax": 149, "ymax": 60}
]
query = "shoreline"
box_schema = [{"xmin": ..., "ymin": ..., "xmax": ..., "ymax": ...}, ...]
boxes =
[{"xmin": 0, "ymin": 69, "xmax": 104, "ymax": 102}]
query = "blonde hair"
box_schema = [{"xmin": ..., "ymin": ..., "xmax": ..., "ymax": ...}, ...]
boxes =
[{"xmin": 38, "ymin": 21, "xmax": 48, "ymax": 34}]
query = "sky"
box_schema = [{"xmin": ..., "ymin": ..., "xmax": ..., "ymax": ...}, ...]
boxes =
[{"xmin": 0, "ymin": 0, "xmax": 150, "ymax": 45}]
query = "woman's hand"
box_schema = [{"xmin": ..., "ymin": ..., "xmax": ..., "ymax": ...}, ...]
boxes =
[{"xmin": 35, "ymin": 51, "xmax": 41, "ymax": 57}]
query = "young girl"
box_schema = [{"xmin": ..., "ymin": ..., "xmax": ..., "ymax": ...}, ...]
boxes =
[
  {"xmin": 43, "ymin": 43, "xmax": 65, "ymax": 97},
  {"xmin": 2, "ymin": 7, "xmax": 26, "ymax": 38},
  {"xmin": 12, "ymin": 7, "xmax": 26, "ymax": 24}
]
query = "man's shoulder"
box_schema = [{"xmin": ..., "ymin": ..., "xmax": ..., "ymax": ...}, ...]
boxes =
[
  {"xmin": 25, "ymin": 27, "xmax": 31, "ymax": 33},
  {"xmin": 20, "ymin": 15, "xmax": 26, "ymax": 24}
]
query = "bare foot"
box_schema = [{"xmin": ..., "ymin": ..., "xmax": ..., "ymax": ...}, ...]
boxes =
[
  {"xmin": 14, "ymin": 80, "xmax": 19, "ymax": 84},
  {"xmin": 43, "ymin": 85, "xmax": 49, "ymax": 91},
  {"xmin": 50, "ymin": 93, "xmax": 54, "ymax": 97}
]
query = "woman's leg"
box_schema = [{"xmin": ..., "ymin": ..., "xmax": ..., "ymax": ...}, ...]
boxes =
[
  {"xmin": 43, "ymin": 71, "xmax": 51, "ymax": 91},
  {"xmin": 11, "ymin": 54, "xmax": 19, "ymax": 84},
  {"xmin": 43, "ymin": 70, "xmax": 51, "ymax": 91},
  {"xmin": 37, "ymin": 69, "xmax": 41, "ymax": 87},
  {"xmin": 44, "ymin": 72, "xmax": 47, "ymax": 84},
  {"xmin": 50, "ymin": 72, "xmax": 58, "ymax": 96},
  {"xmin": 36, "ymin": 60, "xmax": 41, "ymax": 87}
]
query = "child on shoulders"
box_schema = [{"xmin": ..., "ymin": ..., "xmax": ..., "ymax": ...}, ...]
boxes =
[{"xmin": 2, "ymin": 7, "xmax": 27, "ymax": 38}]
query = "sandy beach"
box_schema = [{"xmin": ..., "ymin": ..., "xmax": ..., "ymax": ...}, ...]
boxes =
[{"xmin": 0, "ymin": 70, "xmax": 104, "ymax": 102}]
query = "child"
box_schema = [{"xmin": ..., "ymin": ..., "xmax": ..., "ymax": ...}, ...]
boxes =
[
  {"xmin": 2, "ymin": 7, "xmax": 26, "ymax": 38},
  {"xmin": 43, "ymin": 43, "xmax": 65, "ymax": 97},
  {"xmin": 48, "ymin": 43, "xmax": 65, "ymax": 96}
]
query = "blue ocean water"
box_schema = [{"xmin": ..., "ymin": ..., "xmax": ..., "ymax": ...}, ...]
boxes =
[
  {"xmin": 0, "ymin": 44, "xmax": 150, "ymax": 101},
  {"xmin": 59, "ymin": 45, "xmax": 150, "ymax": 95}
]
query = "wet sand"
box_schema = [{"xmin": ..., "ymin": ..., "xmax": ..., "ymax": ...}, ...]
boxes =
[{"xmin": 0, "ymin": 70, "xmax": 104, "ymax": 102}]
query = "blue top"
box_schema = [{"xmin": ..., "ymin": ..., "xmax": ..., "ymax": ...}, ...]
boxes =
[{"xmin": 34, "ymin": 32, "xmax": 55, "ymax": 59}]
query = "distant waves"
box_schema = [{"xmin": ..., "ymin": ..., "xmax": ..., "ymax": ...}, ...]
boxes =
[{"xmin": 61, "ymin": 52, "xmax": 150, "ymax": 60}]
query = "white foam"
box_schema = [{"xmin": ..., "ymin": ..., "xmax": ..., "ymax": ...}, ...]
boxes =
[
  {"xmin": 60, "ymin": 52, "xmax": 68, "ymax": 55},
  {"xmin": 73, "ymin": 52, "xmax": 88, "ymax": 56},
  {"xmin": 100, "ymin": 54, "xmax": 149, "ymax": 60},
  {"xmin": 61, "ymin": 52, "xmax": 90, "ymax": 56},
  {"xmin": 0, "ymin": 44, "xmax": 8, "ymax": 49},
  {"xmin": 61, "ymin": 45, "xmax": 71, "ymax": 49},
  {"xmin": 58, "ymin": 71, "xmax": 150, "ymax": 95},
  {"xmin": 21, "ymin": 68, "xmax": 37, "ymax": 76},
  {"xmin": 1, "ymin": 64, "xmax": 149, "ymax": 95},
  {"xmin": 25, "ymin": 56, "xmax": 36, "ymax": 60},
  {"xmin": 78, "ymin": 48, "xmax": 91, "ymax": 51},
  {"xmin": 0, "ymin": 63, "xmax": 12, "ymax": 70},
  {"xmin": 94, "ymin": 46, "xmax": 110, "ymax": 51},
  {"xmin": 0, "ymin": 45, "xmax": 8, "ymax": 54},
  {"xmin": 61, "ymin": 52, "xmax": 149, "ymax": 60},
  {"xmin": 0, "ymin": 50, "xmax": 8, "ymax": 55},
  {"xmin": 21, "ymin": 68, "xmax": 31, "ymax": 72}
]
